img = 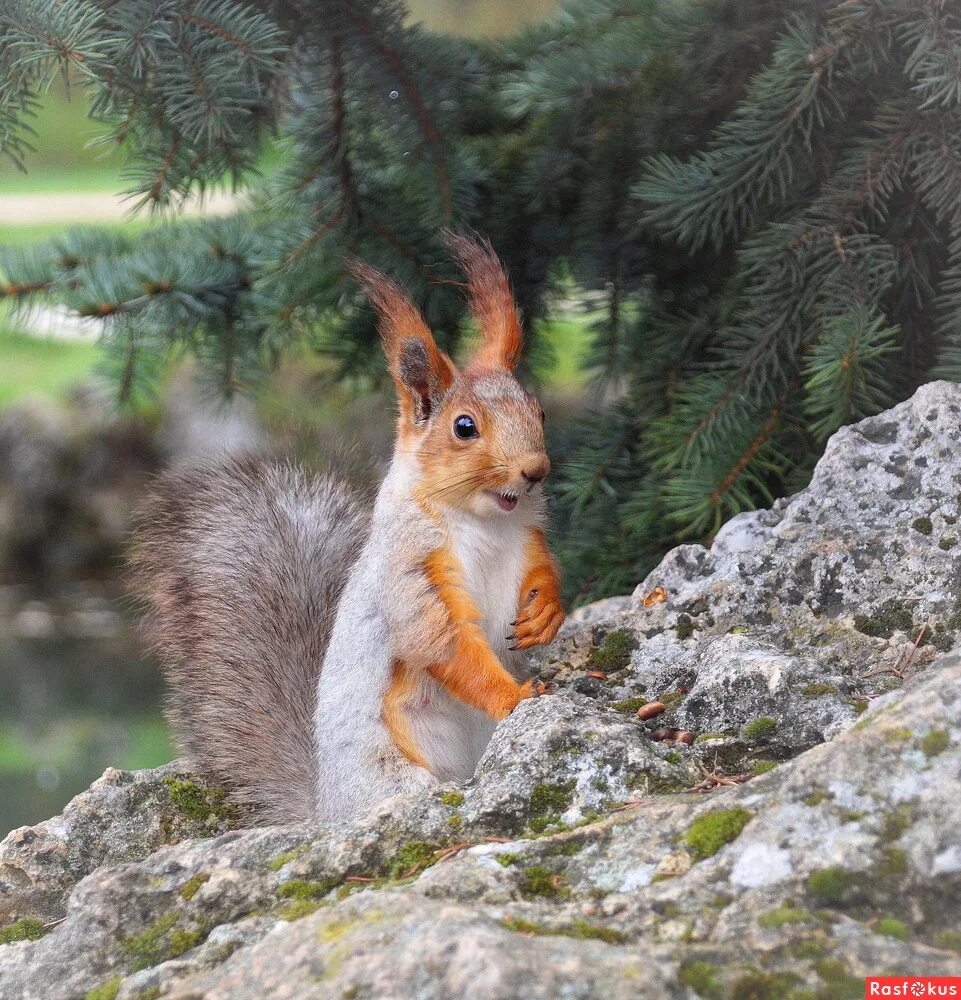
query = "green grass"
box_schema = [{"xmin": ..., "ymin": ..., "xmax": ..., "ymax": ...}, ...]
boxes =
[
  {"xmin": 0, "ymin": 218, "xmax": 157, "ymax": 248},
  {"xmin": 535, "ymin": 315, "xmax": 593, "ymax": 390},
  {"xmin": 5, "ymin": 81, "xmax": 125, "ymax": 193},
  {"xmin": 6, "ymin": 78, "xmax": 284, "ymax": 197},
  {"xmin": 0, "ymin": 328, "xmax": 100, "ymax": 407}
]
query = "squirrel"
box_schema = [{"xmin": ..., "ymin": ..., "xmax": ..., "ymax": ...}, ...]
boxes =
[{"xmin": 132, "ymin": 233, "xmax": 565, "ymax": 825}]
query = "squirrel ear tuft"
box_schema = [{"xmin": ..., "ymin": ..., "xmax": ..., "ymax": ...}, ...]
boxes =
[
  {"xmin": 348, "ymin": 259, "xmax": 455, "ymax": 425},
  {"xmin": 441, "ymin": 230, "xmax": 523, "ymax": 371}
]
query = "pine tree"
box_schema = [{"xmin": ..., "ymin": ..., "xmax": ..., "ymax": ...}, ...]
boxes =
[{"xmin": 2, "ymin": 0, "xmax": 960, "ymax": 603}]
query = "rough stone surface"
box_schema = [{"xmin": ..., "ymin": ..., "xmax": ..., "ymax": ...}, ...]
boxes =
[{"xmin": 2, "ymin": 382, "xmax": 961, "ymax": 999}]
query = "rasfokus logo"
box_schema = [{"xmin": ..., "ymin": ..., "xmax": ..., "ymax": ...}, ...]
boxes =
[{"xmin": 865, "ymin": 979, "xmax": 961, "ymax": 998}]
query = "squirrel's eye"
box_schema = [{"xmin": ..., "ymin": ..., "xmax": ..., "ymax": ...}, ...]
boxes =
[{"xmin": 453, "ymin": 415, "xmax": 478, "ymax": 440}]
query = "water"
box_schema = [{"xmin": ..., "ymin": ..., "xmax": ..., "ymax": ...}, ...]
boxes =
[{"xmin": 0, "ymin": 585, "xmax": 171, "ymax": 834}]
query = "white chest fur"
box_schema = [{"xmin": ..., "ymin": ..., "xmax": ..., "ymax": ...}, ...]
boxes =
[{"xmin": 447, "ymin": 510, "xmax": 529, "ymax": 658}]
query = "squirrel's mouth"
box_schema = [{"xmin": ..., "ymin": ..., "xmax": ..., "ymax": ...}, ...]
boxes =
[{"xmin": 487, "ymin": 489, "xmax": 518, "ymax": 512}]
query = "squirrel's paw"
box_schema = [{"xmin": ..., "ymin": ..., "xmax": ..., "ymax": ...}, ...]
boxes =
[
  {"xmin": 493, "ymin": 678, "xmax": 546, "ymax": 721},
  {"xmin": 510, "ymin": 590, "xmax": 565, "ymax": 650}
]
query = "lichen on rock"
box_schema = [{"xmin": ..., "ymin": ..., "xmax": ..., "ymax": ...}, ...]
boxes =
[{"xmin": 3, "ymin": 383, "xmax": 961, "ymax": 998}]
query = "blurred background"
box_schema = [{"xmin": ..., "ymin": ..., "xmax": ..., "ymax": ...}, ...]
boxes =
[{"xmin": 0, "ymin": 1, "xmax": 562, "ymax": 835}]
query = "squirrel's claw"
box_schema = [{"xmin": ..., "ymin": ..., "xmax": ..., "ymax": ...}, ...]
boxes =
[{"xmin": 512, "ymin": 590, "xmax": 565, "ymax": 650}]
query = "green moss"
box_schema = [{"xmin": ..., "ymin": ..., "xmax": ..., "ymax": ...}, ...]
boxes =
[
  {"xmin": 86, "ymin": 978, "xmax": 122, "ymax": 1000},
  {"xmin": 802, "ymin": 683, "xmax": 838, "ymax": 697},
  {"xmin": 815, "ymin": 958, "xmax": 863, "ymax": 999},
  {"xmin": 564, "ymin": 919, "xmax": 625, "ymax": 943},
  {"xmin": 277, "ymin": 899, "xmax": 322, "ymax": 921},
  {"xmin": 694, "ymin": 732, "xmax": 730, "ymax": 743},
  {"xmin": 383, "ymin": 841, "xmax": 440, "ymax": 880},
  {"xmin": 495, "ymin": 853, "xmax": 521, "ymax": 867},
  {"xmin": 135, "ymin": 988, "xmax": 162, "ymax": 1000},
  {"xmin": 611, "ymin": 696, "xmax": 647, "ymax": 713},
  {"xmin": 502, "ymin": 916, "xmax": 541, "ymax": 934},
  {"xmin": 267, "ymin": 845, "xmax": 309, "ymax": 871},
  {"xmin": 645, "ymin": 774, "xmax": 691, "ymax": 795},
  {"xmin": 168, "ymin": 927, "xmax": 203, "ymax": 955},
  {"xmin": 751, "ymin": 760, "xmax": 777, "ymax": 775},
  {"xmin": 731, "ymin": 970, "xmax": 800, "ymax": 999},
  {"xmin": 789, "ymin": 939, "xmax": 827, "ymax": 960},
  {"xmin": 587, "ymin": 630, "xmax": 636, "ymax": 673},
  {"xmin": 519, "ymin": 865, "xmax": 570, "ymax": 900},
  {"xmin": 678, "ymin": 959, "xmax": 722, "ymax": 999},
  {"xmin": 875, "ymin": 917, "xmax": 910, "ymax": 940},
  {"xmin": 439, "ymin": 790, "xmax": 464, "ymax": 807},
  {"xmin": 853, "ymin": 600, "xmax": 914, "ymax": 639},
  {"xmin": 877, "ymin": 847, "xmax": 908, "ymax": 877},
  {"xmin": 757, "ymin": 907, "xmax": 812, "ymax": 928},
  {"xmin": 807, "ymin": 868, "xmax": 861, "ymax": 906},
  {"xmin": 674, "ymin": 619, "xmax": 696, "ymax": 640},
  {"xmin": 502, "ymin": 917, "xmax": 624, "ymax": 943},
  {"xmin": 0, "ymin": 917, "xmax": 48, "ymax": 945},
  {"xmin": 921, "ymin": 729, "xmax": 950, "ymax": 758},
  {"xmin": 883, "ymin": 726, "xmax": 912, "ymax": 744},
  {"xmin": 277, "ymin": 877, "xmax": 341, "ymax": 900},
  {"xmin": 742, "ymin": 717, "xmax": 777, "ymax": 740},
  {"xmin": 804, "ymin": 790, "xmax": 831, "ymax": 807},
  {"xmin": 912, "ymin": 516, "xmax": 934, "ymax": 535},
  {"xmin": 935, "ymin": 930, "xmax": 961, "ymax": 953},
  {"xmin": 122, "ymin": 913, "xmax": 179, "ymax": 971},
  {"xmin": 178, "ymin": 872, "xmax": 210, "ymax": 900},
  {"xmin": 684, "ymin": 807, "xmax": 753, "ymax": 861},
  {"xmin": 163, "ymin": 777, "xmax": 238, "ymax": 826},
  {"xmin": 849, "ymin": 698, "xmax": 869, "ymax": 715},
  {"xmin": 939, "ymin": 537, "xmax": 957, "ymax": 550},
  {"xmin": 664, "ymin": 750, "xmax": 682, "ymax": 764},
  {"xmin": 447, "ymin": 815, "xmax": 463, "ymax": 830},
  {"xmin": 528, "ymin": 780, "xmax": 575, "ymax": 832},
  {"xmin": 880, "ymin": 804, "xmax": 914, "ymax": 843}
]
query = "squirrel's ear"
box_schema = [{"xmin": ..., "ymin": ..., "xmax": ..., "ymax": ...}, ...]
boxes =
[
  {"xmin": 442, "ymin": 230, "xmax": 523, "ymax": 371},
  {"xmin": 349, "ymin": 260, "xmax": 455, "ymax": 426}
]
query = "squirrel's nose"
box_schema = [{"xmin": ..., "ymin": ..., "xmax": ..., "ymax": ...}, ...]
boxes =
[{"xmin": 520, "ymin": 453, "xmax": 550, "ymax": 487}]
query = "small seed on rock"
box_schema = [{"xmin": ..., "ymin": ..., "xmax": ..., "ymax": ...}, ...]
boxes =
[
  {"xmin": 675, "ymin": 730, "xmax": 695, "ymax": 744},
  {"xmin": 637, "ymin": 701, "xmax": 667, "ymax": 720},
  {"xmin": 650, "ymin": 727, "xmax": 676, "ymax": 742},
  {"xmin": 587, "ymin": 670, "xmax": 608, "ymax": 680}
]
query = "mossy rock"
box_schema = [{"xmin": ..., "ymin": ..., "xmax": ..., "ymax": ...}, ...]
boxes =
[
  {"xmin": 162, "ymin": 777, "xmax": 240, "ymax": 833},
  {"xmin": 586, "ymin": 630, "xmax": 636, "ymax": 673},
  {"xmin": 86, "ymin": 978, "xmax": 122, "ymax": 1000},
  {"xmin": 0, "ymin": 917, "xmax": 48, "ymax": 945},
  {"xmin": 122, "ymin": 912, "xmax": 206, "ymax": 971},
  {"xmin": 741, "ymin": 717, "xmax": 777, "ymax": 740},
  {"xmin": 853, "ymin": 599, "xmax": 914, "ymax": 639},
  {"xmin": 518, "ymin": 865, "xmax": 570, "ymax": 900},
  {"xmin": 684, "ymin": 808, "xmax": 753, "ymax": 861}
]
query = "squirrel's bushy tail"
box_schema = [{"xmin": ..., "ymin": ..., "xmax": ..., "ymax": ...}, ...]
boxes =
[{"xmin": 131, "ymin": 456, "xmax": 369, "ymax": 823}]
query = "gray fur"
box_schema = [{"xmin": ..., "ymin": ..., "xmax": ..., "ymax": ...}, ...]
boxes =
[{"xmin": 130, "ymin": 456, "xmax": 369, "ymax": 824}]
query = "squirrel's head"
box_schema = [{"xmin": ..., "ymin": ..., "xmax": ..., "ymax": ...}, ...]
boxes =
[{"xmin": 350, "ymin": 233, "xmax": 549, "ymax": 519}]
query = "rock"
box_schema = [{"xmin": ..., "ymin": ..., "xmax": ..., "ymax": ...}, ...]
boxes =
[
  {"xmin": 0, "ymin": 764, "xmax": 246, "ymax": 926},
  {"xmin": 2, "ymin": 382, "xmax": 961, "ymax": 998}
]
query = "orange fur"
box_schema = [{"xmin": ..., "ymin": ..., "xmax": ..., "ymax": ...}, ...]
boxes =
[
  {"xmin": 348, "ymin": 260, "xmax": 455, "ymax": 437},
  {"xmin": 382, "ymin": 660, "xmax": 430, "ymax": 769},
  {"xmin": 424, "ymin": 547, "xmax": 532, "ymax": 720},
  {"xmin": 514, "ymin": 529, "xmax": 565, "ymax": 649},
  {"xmin": 442, "ymin": 231, "xmax": 523, "ymax": 370}
]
